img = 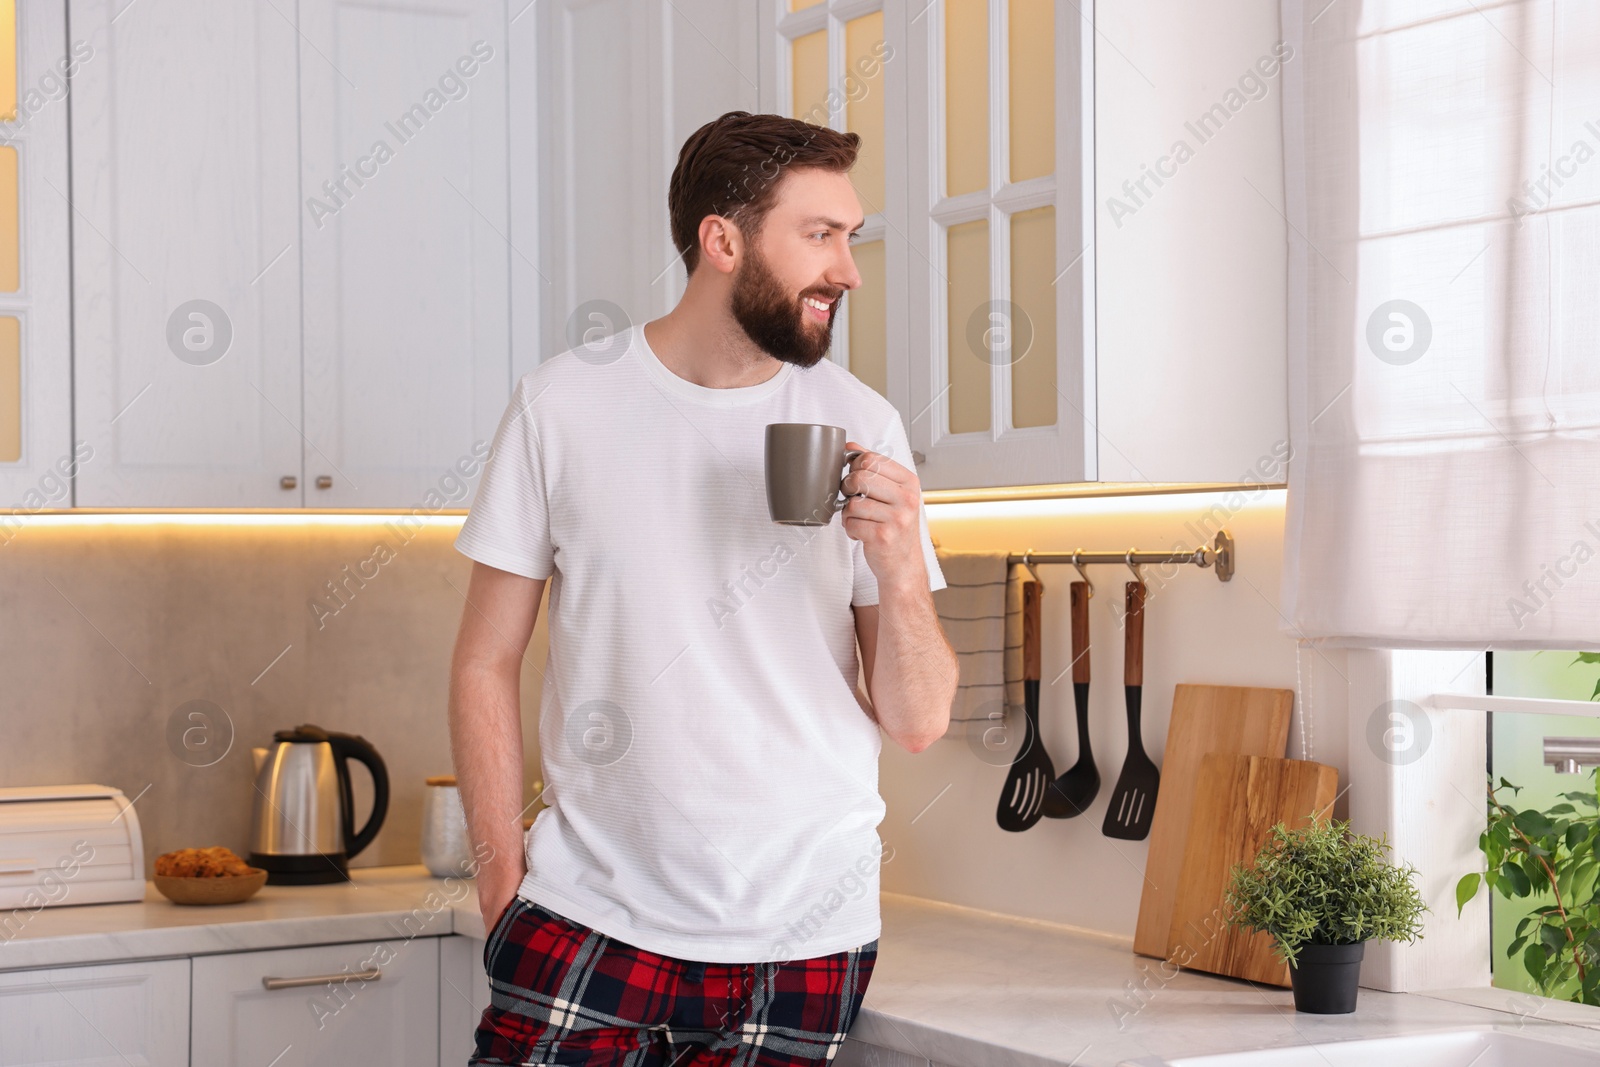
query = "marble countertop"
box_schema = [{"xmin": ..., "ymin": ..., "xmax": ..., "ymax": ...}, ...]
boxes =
[
  {"xmin": 854, "ymin": 893, "xmax": 1600, "ymax": 1066},
  {"xmin": 5, "ymin": 865, "xmax": 1599, "ymax": 1066},
  {"xmin": 0, "ymin": 865, "xmax": 466, "ymax": 971}
]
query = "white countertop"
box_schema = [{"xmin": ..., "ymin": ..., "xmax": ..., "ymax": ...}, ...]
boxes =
[
  {"xmin": 0, "ymin": 865, "xmax": 465, "ymax": 970},
  {"xmin": 5, "ymin": 865, "xmax": 1599, "ymax": 1066}
]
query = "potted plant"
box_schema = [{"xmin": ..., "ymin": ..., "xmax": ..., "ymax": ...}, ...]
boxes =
[{"xmin": 1224, "ymin": 817, "xmax": 1428, "ymax": 1013}]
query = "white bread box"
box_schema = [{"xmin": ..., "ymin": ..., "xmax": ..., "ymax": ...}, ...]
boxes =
[{"xmin": 0, "ymin": 785, "xmax": 147, "ymax": 909}]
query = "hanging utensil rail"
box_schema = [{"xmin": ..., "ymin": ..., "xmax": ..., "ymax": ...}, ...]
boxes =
[{"xmin": 1005, "ymin": 530, "xmax": 1235, "ymax": 582}]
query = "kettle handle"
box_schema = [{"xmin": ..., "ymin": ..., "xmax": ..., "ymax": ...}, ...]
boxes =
[{"xmin": 327, "ymin": 732, "xmax": 389, "ymax": 861}]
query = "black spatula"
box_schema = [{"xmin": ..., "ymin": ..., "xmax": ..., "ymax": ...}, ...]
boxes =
[
  {"xmin": 1042, "ymin": 581, "xmax": 1099, "ymax": 818},
  {"xmin": 996, "ymin": 581, "xmax": 1052, "ymax": 832},
  {"xmin": 1102, "ymin": 581, "xmax": 1158, "ymax": 840}
]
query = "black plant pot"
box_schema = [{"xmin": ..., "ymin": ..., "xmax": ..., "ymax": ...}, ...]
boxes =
[{"xmin": 1288, "ymin": 940, "xmax": 1365, "ymax": 1014}]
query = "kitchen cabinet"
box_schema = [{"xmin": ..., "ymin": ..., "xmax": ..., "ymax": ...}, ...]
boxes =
[
  {"xmin": 1089, "ymin": 0, "xmax": 1290, "ymax": 483},
  {"xmin": 0, "ymin": 957, "xmax": 190, "ymax": 1066},
  {"xmin": 439, "ymin": 934, "xmax": 491, "ymax": 1065},
  {"xmin": 68, "ymin": 0, "xmax": 306, "ymax": 508},
  {"xmin": 744, "ymin": 0, "xmax": 1286, "ymax": 491},
  {"xmin": 0, "ymin": 0, "xmax": 78, "ymax": 508},
  {"xmin": 67, "ymin": 0, "xmax": 514, "ymax": 508},
  {"xmin": 296, "ymin": 0, "xmax": 511, "ymax": 508},
  {"xmin": 190, "ymin": 938, "xmax": 440, "ymax": 1066},
  {"xmin": 757, "ymin": 0, "xmax": 1093, "ymax": 491}
]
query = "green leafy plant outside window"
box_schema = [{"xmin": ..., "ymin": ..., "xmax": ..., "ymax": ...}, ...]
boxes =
[
  {"xmin": 1456, "ymin": 774, "xmax": 1600, "ymax": 1005},
  {"xmin": 1576, "ymin": 651, "xmax": 1600, "ymax": 700}
]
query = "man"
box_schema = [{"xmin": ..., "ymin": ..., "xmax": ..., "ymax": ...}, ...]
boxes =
[{"xmin": 449, "ymin": 110, "xmax": 957, "ymax": 1067}]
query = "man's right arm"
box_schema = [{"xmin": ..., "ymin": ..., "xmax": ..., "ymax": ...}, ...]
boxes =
[{"xmin": 448, "ymin": 560, "xmax": 547, "ymax": 933}]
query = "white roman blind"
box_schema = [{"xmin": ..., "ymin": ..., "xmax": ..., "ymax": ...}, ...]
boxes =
[{"xmin": 1281, "ymin": 0, "xmax": 1600, "ymax": 648}]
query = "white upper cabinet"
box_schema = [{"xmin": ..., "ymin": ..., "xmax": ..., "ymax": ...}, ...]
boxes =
[
  {"xmin": 902, "ymin": 0, "xmax": 1095, "ymax": 490},
  {"xmin": 298, "ymin": 0, "xmax": 511, "ymax": 508},
  {"xmin": 53, "ymin": 0, "xmax": 1289, "ymax": 504},
  {"xmin": 70, "ymin": 0, "xmax": 306, "ymax": 507},
  {"xmin": 0, "ymin": 0, "xmax": 75, "ymax": 510},
  {"xmin": 760, "ymin": 0, "xmax": 1095, "ymax": 491},
  {"xmin": 753, "ymin": 0, "xmax": 1288, "ymax": 490},
  {"xmin": 68, "ymin": 0, "xmax": 513, "ymax": 508},
  {"xmin": 1090, "ymin": 0, "xmax": 1289, "ymax": 483}
]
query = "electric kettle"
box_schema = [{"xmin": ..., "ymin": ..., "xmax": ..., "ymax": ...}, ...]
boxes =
[{"xmin": 248, "ymin": 724, "xmax": 389, "ymax": 884}]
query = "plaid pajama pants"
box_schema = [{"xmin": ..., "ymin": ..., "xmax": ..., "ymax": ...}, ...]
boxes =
[{"xmin": 470, "ymin": 896, "xmax": 877, "ymax": 1067}]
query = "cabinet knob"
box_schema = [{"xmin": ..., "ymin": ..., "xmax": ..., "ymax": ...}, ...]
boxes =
[
  {"xmin": 911, "ymin": 450, "xmax": 926, "ymax": 466},
  {"xmin": 280, "ymin": 475, "xmax": 297, "ymax": 490},
  {"xmin": 316, "ymin": 475, "xmax": 333, "ymax": 489}
]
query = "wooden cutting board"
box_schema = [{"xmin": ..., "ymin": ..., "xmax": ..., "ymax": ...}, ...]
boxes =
[
  {"xmin": 1165, "ymin": 753, "xmax": 1339, "ymax": 986},
  {"xmin": 1132, "ymin": 684, "xmax": 1294, "ymax": 959}
]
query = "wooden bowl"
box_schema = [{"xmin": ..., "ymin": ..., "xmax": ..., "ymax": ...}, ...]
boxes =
[{"xmin": 154, "ymin": 868, "xmax": 268, "ymax": 905}]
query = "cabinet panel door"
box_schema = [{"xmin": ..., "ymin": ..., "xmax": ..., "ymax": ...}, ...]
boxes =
[
  {"xmin": 903, "ymin": 0, "xmax": 1095, "ymax": 490},
  {"xmin": 1091, "ymin": 1, "xmax": 1289, "ymax": 482},
  {"xmin": 298, "ymin": 0, "xmax": 510, "ymax": 509},
  {"xmin": 69, "ymin": 0, "xmax": 306, "ymax": 507},
  {"xmin": 0, "ymin": 0, "xmax": 74, "ymax": 508},
  {"xmin": 0, "ymin": 957, "xmax": 190, "ymax": 1067},
  {"xmin": 438, "ymin": 935, "xmax": 491, "ymax": 1065},
  {"xmin": 191, "ymin": 938, "xmax": 440, "ymax": 1066}
]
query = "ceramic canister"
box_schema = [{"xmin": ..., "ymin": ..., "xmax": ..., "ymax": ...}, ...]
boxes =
[{"xmin": 420, "ymin": 776, "xmax": 474, "ymax": 878}]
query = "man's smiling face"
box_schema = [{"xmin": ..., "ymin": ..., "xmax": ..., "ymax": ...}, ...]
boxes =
[{"xmin": 728, "ymin": 167, "xmax": 865, "ymax": 368}]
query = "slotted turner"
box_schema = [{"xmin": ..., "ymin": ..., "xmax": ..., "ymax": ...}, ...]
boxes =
[
  {"xmin": 1103, "ymin": 581, "xmax": 1159, "ymax": 839},
  {"xmin": 996, "ymin": 581, "xmax": 1052, "ymax": 832}
]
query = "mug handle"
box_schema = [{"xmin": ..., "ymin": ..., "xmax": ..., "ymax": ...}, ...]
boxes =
[{"xmin": 831, "ymin": 449, "xmax": 865, "ymax": 515}]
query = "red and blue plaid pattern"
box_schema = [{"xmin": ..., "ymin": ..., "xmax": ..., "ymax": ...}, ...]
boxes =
[{"xmin": 470, "ymin": 896, "xmax": 877, "ymax": 1067}]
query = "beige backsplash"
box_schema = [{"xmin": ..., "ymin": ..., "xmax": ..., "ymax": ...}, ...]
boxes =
[{"xmin": 0, "ymin": 492, "xmax": 1347, "ymax": 941}]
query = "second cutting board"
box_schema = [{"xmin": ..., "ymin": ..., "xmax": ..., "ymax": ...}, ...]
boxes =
[{"xmin": 1164, "ymin": 753, "xmax": 1339, "ymax": 987}]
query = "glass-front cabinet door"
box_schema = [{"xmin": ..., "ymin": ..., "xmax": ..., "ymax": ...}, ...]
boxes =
[{"xmin": 759, "ymin": 0, "xmax": 1093, "ymax": 490}]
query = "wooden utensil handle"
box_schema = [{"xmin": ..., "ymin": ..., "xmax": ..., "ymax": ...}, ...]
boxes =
[
  {"xmin": 1070, "ymin": 581, "xmax": 1090, "ymax": 684},
  {"xmin": 1023, "ymin": 580, "xmax": 1043, "ymax": 682},
  {"xmin": 1124, "ymin": 581, "xmax": 1145, "ymax": 686}
]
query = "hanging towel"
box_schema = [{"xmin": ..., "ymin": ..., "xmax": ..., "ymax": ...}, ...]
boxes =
[{"xmin": 931, "ymin": 550, "xmax": 1029, "ymax": 736}]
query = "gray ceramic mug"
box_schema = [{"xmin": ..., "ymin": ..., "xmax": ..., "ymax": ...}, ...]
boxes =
[{"xmin": 765, "ymin": 423, "xmax": 863, "ymax": 526}]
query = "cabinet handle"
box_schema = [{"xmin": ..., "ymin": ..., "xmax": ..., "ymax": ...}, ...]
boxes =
[
  {"xmin": 280, "ymin": 476, "xmax": 298, "ymax": 490},
  {"xmin": 262, "ymin": 966, "xmax": 381, "ymax": 991},
  {"xmin": 316, "ymin": 475, "xmax": 333, "ymax": 489}
]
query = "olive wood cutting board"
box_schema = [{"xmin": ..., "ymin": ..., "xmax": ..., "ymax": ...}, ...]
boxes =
[
  {"xmin": 1164, "ymin": 753, "xmax": 1339, "ymax": 986},
  {"xmin": 1132, "ymin": 684, "xmax": 1294, "ymax": 959}
]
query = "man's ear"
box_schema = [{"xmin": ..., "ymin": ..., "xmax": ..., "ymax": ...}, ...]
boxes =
[{"xmin": 697, "ymin": 215, "xmax": 742, "ymax": 276}]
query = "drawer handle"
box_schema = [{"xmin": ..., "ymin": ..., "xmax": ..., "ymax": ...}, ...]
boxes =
[{"xmin": 262, "ymin": 967, "xmax": 381, "ymax": 991}]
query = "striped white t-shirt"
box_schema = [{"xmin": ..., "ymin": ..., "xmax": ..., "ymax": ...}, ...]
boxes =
[{"xmin": 454, "ymin": 323, "xmax": 945, "ymax": 963}]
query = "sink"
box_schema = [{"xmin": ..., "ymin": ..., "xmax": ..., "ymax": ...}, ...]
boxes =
[{"xmin": 1120, "ymin": 1026, "xmax": 1600, "ymax": 1066}]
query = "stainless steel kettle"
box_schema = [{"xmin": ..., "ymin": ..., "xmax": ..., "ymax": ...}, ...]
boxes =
[{"xmin": 248, "ymin": 724, "xmax": 389, "ymax": 884}]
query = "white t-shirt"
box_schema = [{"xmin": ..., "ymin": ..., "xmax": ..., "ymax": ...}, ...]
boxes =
[{"xmin": 453, "ymin": 322, "xmax": 946, "ymax": 963}]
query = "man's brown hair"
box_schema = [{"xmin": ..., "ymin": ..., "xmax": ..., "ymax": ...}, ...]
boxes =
[{"xmin": 668, "ymin": 111, "xmax": 860, "ymax": 276}]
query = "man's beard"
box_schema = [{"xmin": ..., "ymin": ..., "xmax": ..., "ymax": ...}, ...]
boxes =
[{"xmin": 729, "ymin": 242, "xmax": 837, "ymax": 368}]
